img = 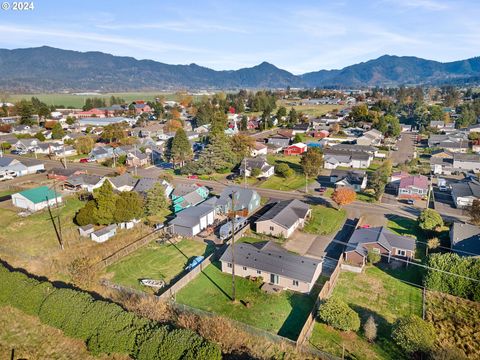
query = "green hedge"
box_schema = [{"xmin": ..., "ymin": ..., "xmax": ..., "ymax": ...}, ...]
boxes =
[{"xmin": 0, "ymin": 263, "xmax": 221, "ymax": 359}]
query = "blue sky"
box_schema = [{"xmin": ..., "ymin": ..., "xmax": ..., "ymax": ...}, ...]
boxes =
[{"xmin": 0, "ymin": 0, "xmax": 479, "ymax": 73}]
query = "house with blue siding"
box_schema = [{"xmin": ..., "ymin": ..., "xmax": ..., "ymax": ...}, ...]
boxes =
[{"xmin": 171, "ymin": 183, "xmax": 209, "ymax": 213}]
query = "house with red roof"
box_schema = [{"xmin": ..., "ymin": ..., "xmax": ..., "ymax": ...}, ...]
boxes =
[
  {"xmin": 284, "ymin": 142, "xmax": 307, "ymax": 156},
  {"xmin": 75, "ymin": 108, "xmax": 107, "ymax": 118},
  {"xmin": 397, "ymin": 175, "xmax": 429, "ymax": 199}
]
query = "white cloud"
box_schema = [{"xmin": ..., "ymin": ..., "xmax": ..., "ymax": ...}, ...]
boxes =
[{"xmin": 382, "ymin": 0, "xmax": 449, "ymax": 11}]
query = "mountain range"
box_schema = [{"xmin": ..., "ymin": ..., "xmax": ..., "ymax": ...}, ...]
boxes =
[{"xmin": 1, "ymin": 46, "xmax": 480, "ymax": 92}]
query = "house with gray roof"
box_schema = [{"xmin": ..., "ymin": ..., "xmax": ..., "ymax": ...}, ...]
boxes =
[
  {"xmin": 171, "ymin": 183, "xmax": 209, "ymax": 213},
  {"xmin": 323, "ymin": 149, "xmax": 372, "ymax": 169},
  {"xmin": 209, "ymin": 186, "xmax": 260, "ymax": 216},
  {"xmin": 133, "ymin": 177, "xmax": 174, "ymax": 197},
  {"xmin": 255, "ymin": 199, "xmax": 311, "ymax": 238},
  {"xmin": 220, "ymin": 241, "xmax": 323, "ymax": 293},
  {"xmin": 330, "ymin": 169, "xmax": 367, "ymax": 192},
  {"xmin": 107, "ymin": 173, "xmax": 138, "ymax": 192},
  {"xmin": 450, "ymin": 222, "xmax": 480, "ymax": 257},
  {"xmin": 64, "ymin": 174, "xmax": 105, "ymax": 192},
  {"xmin": 451, "ymin": 179, "xmax": 480, "ymax": 208},
  {"xmin": 91, "ymin": 224, "xmax": 117, "ymax": 243},
  {"xmin": 0, "ymin": 156, "xmax": 44, "ymax": 176},
  {"xmin": 344, "ymin": 226, "xmax": 416, "ymax": 269},
  {"xmin": 239, "ymin": 157, "xmax": 274, "ymax": 178},
  {"xmin": 168, "ymin": 203, "xmax": 215, "ymax": 237}
]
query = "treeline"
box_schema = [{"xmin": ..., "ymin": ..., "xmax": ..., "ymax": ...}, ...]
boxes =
[{"xmin": 0, "ymin": 262, "xmax": 221, "ymax": 359}]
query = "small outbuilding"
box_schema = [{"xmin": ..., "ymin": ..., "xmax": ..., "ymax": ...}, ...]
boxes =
[
  {"xmin": 90, "ymin": 224, "xmax": 117, "ymax": 243},
  {"xmin": 78, "ymin": 224, "xmax": 94, "ymax": 237}
]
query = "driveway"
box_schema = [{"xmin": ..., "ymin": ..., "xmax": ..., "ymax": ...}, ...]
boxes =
[
  {"xmin": 391, "ymin": 132, "xmax": 415, "ymax": 165},
  {"xmin": 284, "ymin": 231, "xmax": 317, "ymax": 256}
]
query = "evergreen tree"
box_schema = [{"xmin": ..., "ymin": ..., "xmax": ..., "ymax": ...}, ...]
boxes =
[
  {"xmin": 300, "ymin": 147, "xmax": 323, "ymax": 178},
  {"xmin": 197, "ymin": 133, "xmax": 235, "ymax": 173},
  {"xmin": 145, "ymin": 183, "xmax": 169, "ymax": 217},
  {"xmin": 114, "ymin": 191, "xmax": 144, "ymax": 223},
  {"xmin": 52, "ymin": 122, "xmax": 65, "ymax": 140},
  {"xmin": 170, "ymin": 128, "xmax": 192, "ymax": 167},
  {"xmin": 93, "ymin": 181, "xmax": 118, "ymax": 225}
]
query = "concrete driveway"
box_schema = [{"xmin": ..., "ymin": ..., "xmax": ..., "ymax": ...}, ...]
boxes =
[{"xmin": 284, "ymin": 231, "xmax": 317, "ymax": 256}]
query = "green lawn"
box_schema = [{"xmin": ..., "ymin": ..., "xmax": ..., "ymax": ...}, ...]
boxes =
[
  {"xmin": 105, "ymin": 239, "xmax": 213, "ymax": 291},
  {"xmin": 0, "ymin": 197, "xmax": 84, "ymax": 257},
  {"xmin": 310, "ymin": 266, "xmax": 422, "ymax": 359},
  {"xmin": 303, "ymin": 206, "xmax": 346, "ymax": 236},
  {"xmin": 260, "ymin": 154, "xmax": 314, "ymax": 191},
  {"xmin": 276, "ymin": 101, "xmax": 344, "ymax": 117},
  {"xmin": 387, "ymin": 216, "xmax": 426, "ymax": 261},
  {"xmin": 176, "ymin": 262, "xmax": 315, "ymax": 340}
]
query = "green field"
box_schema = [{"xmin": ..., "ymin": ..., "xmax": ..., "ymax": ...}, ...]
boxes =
[
  {"xmin": 276, "ymin": 100, "xmax": 344, "ymax": 117},
  {"xmin": 105, "ymin": 239, "xmax": 212, "ymax": 291},
  {"xmin": 176, "ymin": 262, "xmax": 315, "ymax": 340},
  {"xmin": 310, "ymin": 266, "xmax": 422, "ymax": 359},
  {"xmin": 0, "ymin": 197, "xmax": 84, "ymax": 258},
  {"xmin": 7, "ymin": 92, "xmax": 180, "ymax": 108},
  {"xmin": 303, "ymin": 206, "xmax": 346, "ymax": 236}
]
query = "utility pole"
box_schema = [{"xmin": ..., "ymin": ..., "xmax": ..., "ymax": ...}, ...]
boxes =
[
  {"xmin": 231, "ymin": 191, "xmax": 237, "ymax": 302},
  {"xmin": 244, "ymin": 158, "xmax": 247, "ymax": 188},
  {"xmin": 53, "ymin": 179, "xmax": 64, "ymax": 250},
  {"xmin": 63, "ymin": 144, "xmax": 67, "ymax": 169}
]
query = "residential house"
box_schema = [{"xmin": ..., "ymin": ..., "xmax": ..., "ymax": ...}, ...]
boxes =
[
  {"xmin": 450, "ymin": 222, "xmax": 480, "ymax": 257},
  {"xmin": 211, "ymin": 186, "xmax": 260, "ymax": 216},
  {"xmin": 453, "ymin": 153, "xmax": 480, "ymax": 172},
  {"xmin": 451, "ymin": 179, "xmax": 480, "ymax": 208},
  {"xmin": 267, "ymin": 132, "xmax": 292, "ymax": 149},
  {"xmin": 107, "ymin": 173, "xmax": 138, "ymax": 192},
  {"xmin": 428, "ymin": 132, "xmax": 469, "ymax": 153},
  {"xmin": 14, "ymin": 138, "xmax": 39, "ymax": 152},
  {"xmin": 356, "ymin": 129, "xmax": 384, "ymax": 146},
  {"xmin": 63, "ymin": 174, "xmax": 105, "ymax": 192},
  {"xmin": 0, "ymin": 157, "xmax": 45, "ymax": 176},
  {"xmin": 11, "ymin": 186, "xmax": 62, "ymax": 212},
  {"xmin": 53, "ymin": 146, "xmax": 77, "ymax": 158},
  {"xmin": 323, "ymin": 149, "xmax": 372, "ymax": 169},
  {"xmin": 126, "ymin": 149, "xmax": 150, "ymax": 167},
  {"xmin": 220, "ymin": 241, "xmax": 323, "ymax": 293},
  {"xmin": 91, "ymin": 224, "xmax": 117, "ymax": 243},
  {"xmin": 330, "ymin": 170, "xmax": 367, "ymax": 192},
  {"xmin": 171, "ymin": 183, "xmax": 209, "ymax": 213},
  {"xmin": 284, "ymin": 142, "xmax": 307, "ymax": 156},
  {"xmin": 78, "ymin": 117, "xmax": 134, "ymax": 127},
  {"xmin": 239, "ymin": 157, "xmax": 274, "ymax": 178},
  {"xmin": 47, "ymin": 168, "xmax": 85, "ymax": 181},
  {"xmin": 168, "ymin": 204, "xmax": 215, "ymax": 237},
  {"xmin": 75, "ymin": 108, "xmax": 107, "ymax": 118},
  {"xmin": 89, "ymin": 146, "xmax": 114, "ymax": 162},
  {"xmin": 344, "ymin": 226, "xmax": 416, "ymax": 268},
  {"xmin": 397, "ymin": 175, "xmax": 429, "ymax": 199},
  {"xmin": 133, "ymin": 177, "xmax": 174, "ymax": 198},
  {"xmin": 292, "ymin": 123, "xmax": 310, "ymax": 135},
  {"xmin": 309, "ymin": 130, "xmax": 329, "ymax": 138},
  {"xmin": 256, "ymin": 199, "xmax": 311, "ymax": 238},
  {"xmin": 250, "ymin": 142, "xmax": 268, "ymax": 157}
]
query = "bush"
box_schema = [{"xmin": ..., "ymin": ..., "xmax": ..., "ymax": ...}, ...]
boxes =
[
  {"xmin": 317, "ymin": 297, "xmax": 360, "ymax": 331},
  {"xmin": 418, "ymin": 209, "xmax": 443, "ymax": 232},
  {"xmin": 0, "ymin": 262, "xmax": 221, "ymax": 359},
  {"xmin": 363, "ymin": 315, "xmax": 377, "ymax": 342},
  {"xmin": 367, "ymin": 250, "xmax": 381, "ymax": 264},
  {"xmin": 250, "ymin": 168, "xmax": 261, "ymax": 177},
  {"xmin": 275, "ymin": 163, "xmax": 294, "ymax": 178},
  {"xmin": 392, "ymin": 315, "xmax": 435, "ymax": 354}
]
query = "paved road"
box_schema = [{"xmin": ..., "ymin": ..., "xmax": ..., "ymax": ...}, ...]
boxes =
[{"xmin": 391, "ymin": 132, "xmax": 415, "ymax": 165}]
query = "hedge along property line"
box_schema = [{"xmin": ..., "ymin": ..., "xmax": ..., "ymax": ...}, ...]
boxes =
[{"xmin": 0, "ymin": 262, "xmax": 221, "ymax": 360}]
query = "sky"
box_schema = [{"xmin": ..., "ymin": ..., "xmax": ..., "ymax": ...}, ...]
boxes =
[{"xmin": 0, "ymin": 0, "xmax": 479, "ymax": 74}]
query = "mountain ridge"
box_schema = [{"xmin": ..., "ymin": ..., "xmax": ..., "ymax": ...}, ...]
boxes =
[{"xmin": 0, "ymin": 46, "xmax": 479, "ymax": 91}]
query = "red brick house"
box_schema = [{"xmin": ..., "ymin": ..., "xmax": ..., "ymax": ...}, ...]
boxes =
[
  {"xmin": 343, "ymin": 226, "xmax": 416, "ymax": 269},
  {"xmin": 284, "ymin": 142, "xmax": 308, "ymax": 156},
  {"xmin": 310, "ymin": 130, "xmax": 329, "ymax": 138}
]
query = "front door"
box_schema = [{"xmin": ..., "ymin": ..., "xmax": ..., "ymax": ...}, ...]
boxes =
[{"xmin": 270, "ymin": 273, "xmax": 279, "ymax": 284}]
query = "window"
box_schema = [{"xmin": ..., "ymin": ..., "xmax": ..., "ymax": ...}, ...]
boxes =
[
  {"xmin": 242, "ymin": 266, "xmax": 247, "ymax": 271},
  {"xmin": 269, "ymin": 226, "xmax": 274, "ymax": 231},
  {"xmin": 256, "ymin": 270, "xmax": 261, "ymax": 274},
  {"xmin": 372, "ymin": 248, "xmax": 380, "ymax": 254},
  {"xmin": 293, "ymin": 280, "xmax": 299, "ymax": 286},
  {"xmin": 397, "ymin": 249, "xmax": 406, "ymax": 256},
  {"xmin": 227, "ymin": 263, "xmax": 232, "ymax": 268}
]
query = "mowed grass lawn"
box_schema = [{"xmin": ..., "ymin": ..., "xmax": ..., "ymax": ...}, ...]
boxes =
[
  {"xmin": 0, "ymin": 197, "xmax": 84, "ymax": 257},
  {"xmin": 176, "ymin": 262, "xmax": 315, "ymax": 340},
  {"xmin": 260, "ymin": 154, "xmax": 313, "ymax": 191},
  {"xmin": 303, "ymin": 206, "xmax": 346, "ymax": 236},
  {"xmin": 310, "ymin": 266, "xmax": 422, "ymax": 360},
  {"xmin": 105, "ymin": 239, "xmax": 212, "ymax": 291}
]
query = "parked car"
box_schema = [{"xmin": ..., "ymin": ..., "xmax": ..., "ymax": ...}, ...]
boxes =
[
  {"xmin": 439, "ymin": 185, "xmax": 449, "ymax": 191},
  {"xmin": 79, "ymin": 158, "xmax": 89, "ymax": 163},
  {"xmin": 0, "ymin": 174, "xmax": 14, "ymax": 181},
  {"xmin": 154, "ymin": 223, "xmax": 165, "ymax": 231},
  {"xmin": 11, "ymin": 150, "xmax": 27, "ymax": 155},
  {"xmin": 315, "ymin": 187, "xmax": 327, "ymax": 194},
  {"xmin": 358, "ymin": 224, "xmax": 371, "ymax": 229},
  {"xmin": 187, "ymin": 175, "xmax": 199, "ymax": 179},
  {"xmin": 227, "ymin": 173, "xmax": 239, "ymax": 180},
  {"xmin": 406, "ymin": 199, "xmax": 415, "ymax": 205}
]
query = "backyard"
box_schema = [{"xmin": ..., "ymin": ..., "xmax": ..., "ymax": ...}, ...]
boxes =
[
  {"xmin": 309, "ymin": 266, "xmax": 422, "ymax": 359},
  {"xmin": 259, "ymin": 154, "xmax": 313, "ymax": 191},
  {"xmin": 303, "ymin": 206, "xmax": 346, "ymax": 236},
  {"xmin": 176, "ymin": 261, "xmax": 315, "ymax": 340},
  {"xmin": 104, "ymin": 239, "xmax": 213, "ymax": 292}
]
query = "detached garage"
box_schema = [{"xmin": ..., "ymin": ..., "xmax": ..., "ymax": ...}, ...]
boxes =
[
  {"xmin": 168, "ymin": 204, "xmax": 215, "ymax": 237},
  {"xmin": 11, "ymin": 186, "xmax": 62, "ymax": 212}
]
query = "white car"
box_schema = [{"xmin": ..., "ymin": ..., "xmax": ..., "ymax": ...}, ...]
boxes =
[{"xmin": 0, "ymin": 173, "xmax": 14, "ymax": 181}]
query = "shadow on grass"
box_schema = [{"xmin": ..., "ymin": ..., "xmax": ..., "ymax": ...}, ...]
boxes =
[{"xmin": 277, "ymin": 292, "xmax": 316, "ymax": 340}]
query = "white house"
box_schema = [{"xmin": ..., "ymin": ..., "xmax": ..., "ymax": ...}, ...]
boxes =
[{"xmin": 11, "ymin": 186, "xmax": 62, "ymax": 212}]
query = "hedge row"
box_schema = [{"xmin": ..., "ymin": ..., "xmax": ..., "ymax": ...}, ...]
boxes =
[{"xmin": 0, "ymin": 264, "xmax": 221, "ymax": 359}]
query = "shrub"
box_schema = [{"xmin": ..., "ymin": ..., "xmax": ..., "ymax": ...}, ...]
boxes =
[
  {"xmin": 275, "ymin": 163, "xmax": 294, "ymax": 178},
  {"xmin": 317, "ymin": 297, "xmax": 360, "ymax": 331},
  {"xmin": 392, "ymin": 315, "xmax": 435, "ymax": 354},
  {"xmin": 363, "ymin": 316, "xmax": 377, "ymax": 342},
  {"xmin": 418, "ymin": 209, "xmax": 443, "ymax": 232},
  {"xmin": 367, "ymin": 250, "xmax": 381, "ymax": 264},
  {"xmin": 250, "ymin": 167, "xmax": 261, "ymax": 177},
  {"xmin": 0, "ymin": 262, "xmax": 221, "ymax": 359}
]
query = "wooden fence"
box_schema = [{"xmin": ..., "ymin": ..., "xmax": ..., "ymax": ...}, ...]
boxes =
[{"xmin": 296, "ymin": 256, "xmax": 343, "ymax": 347}]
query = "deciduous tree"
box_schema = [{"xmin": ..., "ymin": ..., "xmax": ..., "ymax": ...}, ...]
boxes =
[
  {"xmin": 331, "ymin": 187, "xmax": 356, "ymax": 209},
  {"xmin": 75, "ymin": 136, "xmax": 95, "ymax": 155},
  {"xmin": 300, "ymin": 147, "xmax": 323, "ymax": 178},
  {"xmin": 467, "ymin": 199, "xmax": 480, "ymax": 225},
  {"xmin": 363, "ymin": 316, "xmax": 377, "ymax": 342},
  {"xmin": 418, "ymin": 209, "xmax": 443, "ymax": 232}
]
